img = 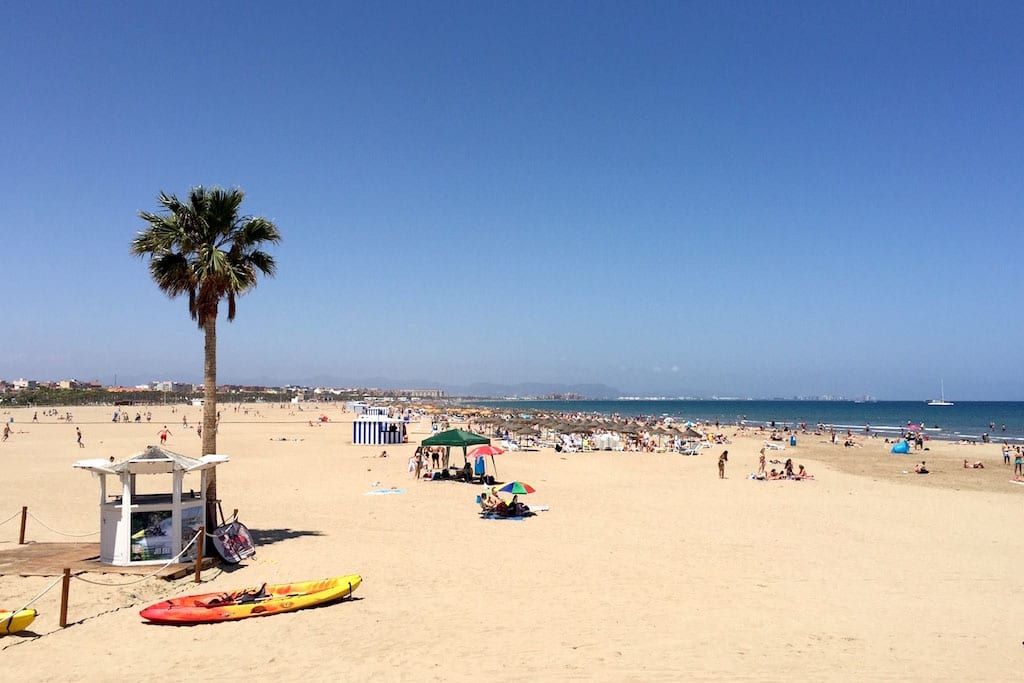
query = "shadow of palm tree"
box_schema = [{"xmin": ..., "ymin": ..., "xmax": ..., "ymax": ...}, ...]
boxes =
[{"xmin": 249, "ymin": 528, "xmax": 324, "ymax": 546}]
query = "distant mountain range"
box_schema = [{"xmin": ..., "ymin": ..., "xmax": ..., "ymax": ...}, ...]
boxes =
[{"xmin": 447, "ymin": 382, "xmax": 623, "ymax": 400}]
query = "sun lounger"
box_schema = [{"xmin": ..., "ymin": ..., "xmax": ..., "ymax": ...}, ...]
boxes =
[{"xmin": 680, "ymin": 443, "xmax": 703, "ymax": 456}]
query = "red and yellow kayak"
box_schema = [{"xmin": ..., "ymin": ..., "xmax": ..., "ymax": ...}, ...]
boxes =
[
  {"xmin": 1, "ymin": 609, "xmax": 37, "ymax": 635},
  {"xmin": 140, "ymin": 575, "xmax": 361, "ymax": 624}
]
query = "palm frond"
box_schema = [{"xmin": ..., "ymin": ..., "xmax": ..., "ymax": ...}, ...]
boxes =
[{"xmin": 134, "ymin": 186, "xmax": 281, "ymax": 326}]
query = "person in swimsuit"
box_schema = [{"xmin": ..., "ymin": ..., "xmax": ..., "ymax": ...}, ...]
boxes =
[
  {"xmin": 718, "ymin": 450, "xmax": 728, "ymax": 479},
  {"xmin": 479, "ymin": 491, "xmax": 497, "ymax": 511}
]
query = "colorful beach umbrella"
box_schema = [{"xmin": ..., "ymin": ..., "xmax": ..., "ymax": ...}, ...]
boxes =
[
  {"xmin": 468, "ymin": 445, "xmax": 505, "ymax": 457},
  {"xmin": 498, "ymin": 481, "xmax": 535, "ymax": 495}
]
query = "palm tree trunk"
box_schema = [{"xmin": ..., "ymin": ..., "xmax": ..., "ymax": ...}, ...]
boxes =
[{"xmin": 203, "ymin": 316, "xmax": 218, "ymax": 531}]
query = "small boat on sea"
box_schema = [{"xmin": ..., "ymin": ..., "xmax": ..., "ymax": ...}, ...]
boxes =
[
  {"xmin": 1, "ymin": 608, "xmax": 37, "ymax": 635},
  {"xmin": 140, "ymin": 574, "xmax": 361, "ymax": 624},
  {"xmin": 927, "ymin": 381, "xmax": 954, "ymax": 406}
]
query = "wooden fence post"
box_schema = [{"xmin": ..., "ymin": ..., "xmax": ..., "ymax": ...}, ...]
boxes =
[
  {"xmin": 194, "ymin": 526, "xmax": 204, "ymax": 583},
  {"xmin": 18, "ymin": 506, "xmax": 27, "ymax": 544},
  {"xmin": 59, "ymin": 568, "xmax": 71, "ymax": 627}
]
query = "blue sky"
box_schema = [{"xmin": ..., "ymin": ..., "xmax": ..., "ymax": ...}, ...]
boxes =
[{"xmin": 2, "ymin": 1, "xmax": 1022, "ymax": 399}]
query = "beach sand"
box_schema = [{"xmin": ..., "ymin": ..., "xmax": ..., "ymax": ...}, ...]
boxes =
[{"xmin": 2, "ymin": 405, "xmax": 1022, "ymax": 680}]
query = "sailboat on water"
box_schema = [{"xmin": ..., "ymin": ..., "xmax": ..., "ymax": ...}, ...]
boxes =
[{"xmin": 927, "ymin": 381, "xmax": 953, "ymax": 406}]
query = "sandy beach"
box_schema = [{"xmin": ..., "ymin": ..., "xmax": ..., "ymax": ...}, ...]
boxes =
[{"xmin": 2, "ymin": 404, "xmax": 1023, "ymax": 681}]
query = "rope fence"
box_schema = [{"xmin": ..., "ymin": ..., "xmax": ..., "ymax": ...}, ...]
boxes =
[
  {"xmin": 9, "ymin": 575, "xmax": 64, "ymax": 613},
  {"xmin": 73, "ymin": 529, "xmax": 202, "ymax": 587},
  {"xmin": 0, "ymin": 506, "xmax": 99, "ymax": 545},
  {"xmin": 26, "ymin": 512, "xmax": 99, "ymax": 538},
  {"xmin": 2, "ymin": 505, "xmax": 238, "ymax": 543},
  {"xmin": 2, "ymin": 522, "xmax": 217, "ymax": 646},
  {"xmin": 0, "ymin": 509, "xmax": 23, "ymax": 526}
]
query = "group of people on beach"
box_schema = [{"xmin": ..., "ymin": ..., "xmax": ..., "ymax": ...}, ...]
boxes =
[
  {"xmin": 112, "ymin": 410, "xmax": 152, "ymax": 423},
  {"xmin": 409, "ymin": 446, "xmax": 451, "ymax": 479},
  {"xmin": 33, "ymin": 409, "xmax": 72, "ymax": 422},
  {"xmin": 748, "ymin": 447, "xmax": 813, "ymax": 481},
  {"xmin": 478, "ymin": 489, "xmax": 529, "ymax": 517}
]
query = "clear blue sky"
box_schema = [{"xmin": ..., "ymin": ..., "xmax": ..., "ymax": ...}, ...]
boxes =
[{"xmin": 2, "ymin": 1, "xmax": 1022, "ymax": 399}]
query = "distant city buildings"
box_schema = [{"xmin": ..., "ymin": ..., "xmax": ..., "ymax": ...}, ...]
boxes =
[
  {"xmin": 0, "ymin": 377, "xmax": 445, "ymax": 401},
  {"xmin": 151, "ymin": 381, "xmax": 194, "ymax": 393}
]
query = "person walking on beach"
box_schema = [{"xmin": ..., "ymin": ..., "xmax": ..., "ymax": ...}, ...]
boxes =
[
  {"xmin": 158, "ymin": 426, "xmax": 172, "ymax": 444},
  {"xmin": 76, "ymin": 427, "xmax": 84, "ymax": 448},
  {"xmin": 718, "ymin": 450, "xmax": 728, "ymax": 479},
  {"xmin": 758, "ymin": 447, "xmax": 766, "ymax": 475},
  {"xmin": 2, "ymin": 423, "xmax": 11, "ymax": 442}
]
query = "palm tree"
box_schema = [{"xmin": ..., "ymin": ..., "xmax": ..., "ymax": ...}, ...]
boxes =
[{"xmin": 132, "ymin": 186, "xmax": 281, "ymax": 528}]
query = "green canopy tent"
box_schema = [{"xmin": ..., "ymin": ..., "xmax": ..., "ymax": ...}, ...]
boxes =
[{"xmin": 421, "ymin": 428, "xmax": 492, "ymax": 477}]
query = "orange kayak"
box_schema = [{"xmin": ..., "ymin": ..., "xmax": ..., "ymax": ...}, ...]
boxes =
[{"xmin": 140, "ymin": 575, "xmax": 361, "ymax": 624}]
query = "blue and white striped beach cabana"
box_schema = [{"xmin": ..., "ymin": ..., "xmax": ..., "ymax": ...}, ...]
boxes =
[{"xmin": 353, "ymin": 416, "xmax": 407, "ymax": 445}]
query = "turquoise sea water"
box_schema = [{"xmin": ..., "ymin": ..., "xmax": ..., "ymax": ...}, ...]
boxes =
[{"xmin": 469, "ymin": 400, "xmax": 1024, "ymax": 442}]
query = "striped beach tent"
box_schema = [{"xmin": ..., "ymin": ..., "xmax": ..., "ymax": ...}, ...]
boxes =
[{"xmin": 353, "ymin": 416, "xmax": 406, "ymax": 445}]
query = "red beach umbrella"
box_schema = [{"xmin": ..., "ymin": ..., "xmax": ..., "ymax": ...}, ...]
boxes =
[
  {"xmin": 468, "ymin": 445, "xmax": 505, "ymax": 457},
  {"xmin": 468, "ymin": 444, "xmax": 505, "ymax": 479}
]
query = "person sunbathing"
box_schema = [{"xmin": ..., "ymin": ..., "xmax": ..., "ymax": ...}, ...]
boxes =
[
  {"xmin": 963, "ymin": 459, "xmax": 985, "ymax": 469},
  {"xmin": 796, "ymin": 465, "xmax": 814, "ymax": 479},
  {"xmin": 914, "ymin": 461, "xmax": 929, "ymax": 474},
  {"xmin": 767, "ymin": 468, "xmax": 782, "ymax": 480},
  {"xmin": 489, "ymin": 488, "xmax": 510, "ymax": 513},
  {"xmin": 479, "ymin": 492, "xmax": 498, "ymax": 511}
]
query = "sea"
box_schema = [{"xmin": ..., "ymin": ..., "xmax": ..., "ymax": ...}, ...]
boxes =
[{"xmin": 467, "ymin": 399, "xmax": 1024, "ymax": 443}]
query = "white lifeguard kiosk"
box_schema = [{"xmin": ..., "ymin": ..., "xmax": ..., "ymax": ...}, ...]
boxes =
[{"xmin": 74, "ymin": 446, "xmax": 228, "ymax": 566}]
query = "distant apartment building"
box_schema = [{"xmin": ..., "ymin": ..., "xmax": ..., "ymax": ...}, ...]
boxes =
[
  {"xmin": 409, "ymin": 389, "xmax": 445, "ymax": 398},
  {"xmin": 151, "ymin": 381, "xmax": 194, "ymax": 393},
  {"xmin": 58, "ymin": 379, "xmax": 81, "ymax": 390},
  {"xmin": 354, "ymin": 388, "xmax": 444, "ymax": 399},
  {"xmin": 12, "ymin": 379, "xmax": 37, "ymax": 390}
]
